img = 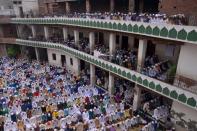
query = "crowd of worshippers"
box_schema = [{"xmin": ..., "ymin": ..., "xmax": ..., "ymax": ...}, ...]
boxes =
[
  {"xmin": 111, "ymin": 50, "xmax": 137, "ymax": 70},
  {"xmin": 142, "ymin": 96, "xmax": 170, "ymax": 118},
  {"xmin": 28, "ymin": 34, "xmax": 91, "ymax": 54},
  {"xmin": 42, "ymin": 12, "xmax": 187, "ymax": 25},
  {"xmin": 0, "ymin": 57, "xmax": 153, "ymax": 131},
  {"xmin": 95, "ymin": 68, "xmax": 107, "ymax": 88},
  {"xmin": 139, "ymin": 93, "xmax": 175, "ymax": 131},
  {"xmin": 95, "ymin": 69, "xmax": 135, "ymax": 105},
  {"xmin": 27, "ymin": 35, "xmax": 171, "ymax": 82},
  {"xmin": 94, "ymin": 44, "xmax": 109, "ymax": 56},
  {"xmin": 62, "ymin": 38, "xmax": 90, "ymax": 54},
  {"xmin": 141, "ymin": 55, "xmax": 172, "ymax": 81},
  {"xmin": 114, "ymin": 79, "xmax": 135, "ymax": 105}
]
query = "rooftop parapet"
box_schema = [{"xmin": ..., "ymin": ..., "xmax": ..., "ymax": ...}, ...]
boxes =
[{"xmin": 43, "ymin": 0, "xmax": 78, "ymax": 3}]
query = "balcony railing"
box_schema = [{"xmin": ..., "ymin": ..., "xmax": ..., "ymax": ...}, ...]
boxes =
[
  {"xmin": 174, "ymin": 75, "xmax": 197, "ymax": 94},
  {"xmin": 10, "ymin": 17, "xmax": 197, "ymax": 45},
  {"xmin": 14, "ymin": 38, "xmax": 197, "ymax": 110},
  {"xmin": 0, "ymin": 16, "xmax": 11, "ymax": 24},
  {"xmin": 0, "ymin": 38, "xmax": 16, "ymax": 44}
]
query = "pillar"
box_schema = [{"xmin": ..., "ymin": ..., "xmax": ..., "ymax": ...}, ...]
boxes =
[
  {"xmin": 65, "ymin": 2, "xmax": 70, "ymax": 14},
  {"xmin": 132, "ymin": 39, "xmax": 147, "ymax": 111},
  {"xmin": 0, "ymin": 26, "xmax": 4, "ymax": 37},
  {"xmin": 31, "ymin": 25, "xmax": 36, "ymax": 38},
  {"xmin": 86, "ymin": 0, "xmax": 91, "ymax": 13},
  {"xmin": 108, "ymin": 72, "xmax": 114, "ymax": 95},
  {"xmin": 110, "ymin": 0, "xmax": 115, "ymax": 12},
  {"xmin": 128, "ymin": 0, "xmax": 135, "ymax": 12},
  {"xmin": 44, "ymin": 26, "xmax": 49, "ymax": 40},
  {"xmin": 89, "ymin": 32, "xmax": 95, "ymax": 53},
  {"xmin": 35, "ymin": 47, "xmax": 40, "ymax": 61},
  {"xmin": 74, "ymin": 30, "xmax": 79, "ymax": 44},
  {"xmin": 45, "ymin": 3, "xmax": 49, "ymax": 14},
  {"xmin": 104, "ymin": 76, "xmax": 109, "ymax": 89},
  {"xmin": 128, "ymin": 36, "xmax": 135, "ymax": 50},
  {"xmin": 90, "ymin": 64, "xmax": 95, "ymax": 86},
  {"xmin": 139, "ymin": 0, "xmax": 144, "ymax": 13},
  {"xmin": 0, "ymin": 44, "xmax": 7, "ymax": 57},
  {"xmin": 75, "ymin": 58, "xmax": 81, "ymax": 76},
  {"xmin": 109, "ymin": 33, "xmax": 116, "ymax": 57},
  {"xmin": 133, "ymin": 85, "xmax": 142, "ymax": 111},
  {"xmin": 63, "ymin": 27, "xmax": 68, "ymax": 41},
  {"xmin": 20, "ymin": 46, "xmax": 27, "ymax": 58},
  {"xmin": 16, "ymin": 25, "xmax": 23, "ymax": 38},
  {"xmin": 137, "ymin": 39, "xmax": 147, "ymax": 72},
  {"xmin": 48, "ymin": 3, "xmax": 53, "ymax": 14}
]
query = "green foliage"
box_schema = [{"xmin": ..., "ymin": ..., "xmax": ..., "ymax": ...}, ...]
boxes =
[
  {"xmin": 7, "ymin": 45, "xmax": 20, "ymax": 58},
  {"xmin": 167, "ymin": 64, "xmax": 177, "ymax": 84}
]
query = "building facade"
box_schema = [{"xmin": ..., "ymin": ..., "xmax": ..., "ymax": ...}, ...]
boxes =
[{"xmin": 1, "ymin": 0, "xmax": 197, "ymax": 130}]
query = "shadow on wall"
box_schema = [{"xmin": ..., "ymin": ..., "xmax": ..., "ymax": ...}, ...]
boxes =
[{"xmin": 171, "ymin": 110, "xmax": 197, "ymax": 131}]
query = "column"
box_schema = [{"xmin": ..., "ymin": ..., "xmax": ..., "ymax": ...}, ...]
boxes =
[
  {"xmin": 128, "ymin": 36, "xmax": 135, "ymax": 50},
  {"xmin": 108, "ymin": 72, "xmax": 114, "ymax": 95},
  {"xmin": 20, "ymin": 46, "xmax": 27, "ymax": 58},
  {"xmin": 45, "ymin": 3, "xmax": 49, "ymax": 14},
  {"xmin": 89, "ymin": 32, "xmax": 95, "ymax": 54},
  {"xmin": 133, "ymin": 85, "xmax": 142, "ymax": 111},
  {"xmin": 44, "ymin": 26, "xmax": 49, "ymax": 40},
  {"xmin": 16, "ymin": 25, "xmax": 22, "ymax": 38},
  {"xmin": 0, "ymin": 26, "xmax": 4, "ymax": 37},
  {"xmin": 75, "ymin": 58, "xmax": 81, "ymax": 76},
  {"xmin": 86, "ymin": 0, "xmax": 91, "ymax": 13},
  {"xmin": 31, "ymin": 25, "xmax": 36, "ymax": 38},
  {"xmin": 48, "ymin": 3, "xmax": 53, "ymax": 14},
  {"xmin": 128, "ymin": 0, "xmax": 135, "ymax": 12},
  {"xmin": 35, "ymin": 47, "xmax": 40, "ymax": 61},
  {"xmin": 104, "ymin": 76, "xmax": 109, "ymax": 89},
  {"xmin": 74, "ymin": 30, "xmax": 79, "ymax": 44},
  {"xmin": 90, "ymin": 64, "xmax": 95, "ymax": 86},
  {"xmin": 65, "ymin": 2, "xmax": 70, "ymax": 14},
  {"xmin": 0, "ymin": 44, "xmax": 7, "ymax": 57},
  {"xmin": 109, "ymin": 33, "xmax": 116, "ymax": 58},
  {"xmin": 110, "ymin": 0, "xmax": 115, "ymax": 12},
  {"xmin": 63, "ymin": 27, "xmax": 68, "ymax": 41},
  {"xmin": 137, "ymin": 39, "xmax": 147, "ymax": 72},
  {"xmin": 139, "ymin": 0, "xmax": 144, "ymax": 13},
  {"xmin": 132, "ymin": 39, "xmax": 147, "ymax": 111}
]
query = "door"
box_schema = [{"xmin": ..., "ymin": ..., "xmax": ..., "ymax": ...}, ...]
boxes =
[
  {"xmin": 80, "ymin": 60, "xmax": 85, "ymax": 71},
  {"xmin": 146, "ymin": 40, "xmax": 156, "ymax": 57},
  {"xmin": 19, "ymin": 7, "xmax": 24, "ymax": 17},
  {"xmin": 99, "ymin": 32, "xmax": 104, "ymax": 44},
  {"xmin": 121, "ymin": 36, "xmax": 128, "ymax": 50},
  {"xmin": 61, "ymin": 55, "xmax": 66, "ymax": 67}
]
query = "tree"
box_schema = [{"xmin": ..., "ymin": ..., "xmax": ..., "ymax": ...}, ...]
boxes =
[{"xmin": 7, "ymin": 45, "xmax": 20, "ymax": 58}]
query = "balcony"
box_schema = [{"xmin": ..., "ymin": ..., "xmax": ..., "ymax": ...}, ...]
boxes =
[
  {"xmin": 174, "ymin": 75, "xmax": 197, "ymax": 94},
  {"xmin": 10, "ymin": 17, "xmax": 197, "ymax": 46},
  {"xmin": 0, "ymin": 16, "xmax": 11, "ymax": 24},
  {"xmin": 14, "ymin": 38, "xmax": 197, "ymax": 110},
  {"xmin": 0, "ymin": 38, "xmax": 16, "ymax": 44}
]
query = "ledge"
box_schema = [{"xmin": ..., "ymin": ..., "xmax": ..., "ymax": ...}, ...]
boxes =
[
  {"xmin": 0, "ymin": 17, "xmax": 11, "ymax": 24},
  {"xmin": 0, "ymin": 38, "xmax": 16, "ymax": 44},
  {"xmin": 15, "ymin": 39, "xmax": 197, "ymax": 110},
  {"xmin": 43, "ymin": 0, "xmax": 77, "ymax": 3},
  {"xmin": 10, "ymin": 17, "xmax": 197, "ymax": 45}
]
